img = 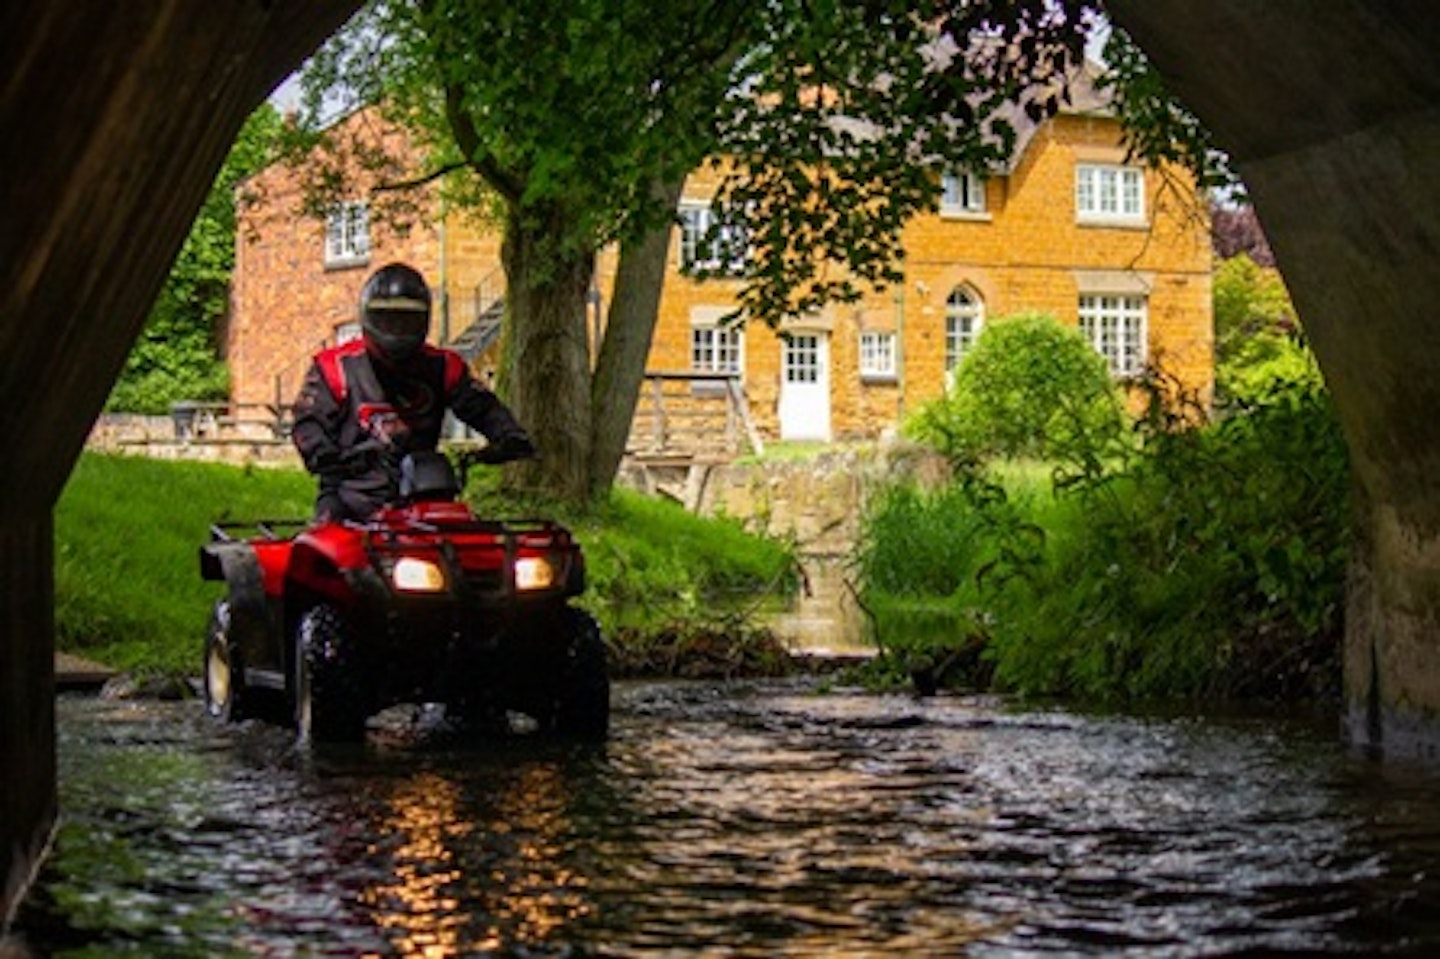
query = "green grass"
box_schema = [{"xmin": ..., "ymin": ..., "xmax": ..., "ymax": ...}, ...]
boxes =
[
  {"xmin": 55, "ymin": 452, "xmax": 796, "ymax": 678},
  {"xmin": 733, "ymin": 440, "xmax": 834, "ymax": 465},
  {"xmin": 56, "ymin": 455, "xmax": 314, "ymax": 674}
]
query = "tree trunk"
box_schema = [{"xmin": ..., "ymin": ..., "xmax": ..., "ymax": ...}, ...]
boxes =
[
  {"xmin": 1108, "ymin": 0, "xmax": 1440, "ymax": 754},
  {"xmin": 0, "ymin": 0, "xmax": 360, "ymax": 919},
  {"xmin": 500, "ymin": 204, "xmax": 597, "ymax": 502},
  {"xmin": 588, "ymin": 177, "xmax": 687, "ymax": 500}
]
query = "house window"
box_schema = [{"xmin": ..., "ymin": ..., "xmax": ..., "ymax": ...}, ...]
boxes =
[
  {"xmin": 1075, "ymin": 164, "xmax": 1145, "ymax": 223},
  {"xmin": 940, "ymin": 171, "xmax": 987, "ymax": 215},
  {"xmin": 691, "ymin": 323, "xmax": 744, "ymax": 375},
  {"xmin": 333, "ymin": 320, "xmax": 362, "ymax": 345},
  {"xmin": 679, "ymin": 201, "xmax": 748, "ymax": 275},
  {"xmin": 325, "ymin": 201, "xmax": 370, "ymax": 267},
  {"xmin": 859, "ymin": 331, "xmax": 897, "ymax": 380},
  {"xmin": 1078, "ymin": 294, "xmax": 1147, "ymax": 377},
  {"xmin": 944, "ymin": 287, "xmax": 985, "ymax": 377}
]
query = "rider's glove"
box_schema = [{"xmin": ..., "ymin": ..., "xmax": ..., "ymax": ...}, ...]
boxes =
[
  {"xmin": 494, "ymin": 432, "xmax": 536, "ymax": 462},
  {"xmin": 476, "ymin": 432, "xmax": 536, "ymax": 464}
]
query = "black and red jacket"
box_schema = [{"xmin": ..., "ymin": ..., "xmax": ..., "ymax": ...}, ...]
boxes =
[{"xmin": 291, "ymin": 340, "xmax": 526, "ymax": 520}]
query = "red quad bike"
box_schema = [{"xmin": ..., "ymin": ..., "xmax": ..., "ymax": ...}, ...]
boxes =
[{"xmin": 199, "ymin": 447, "xmax": 609, "ymax": 744}]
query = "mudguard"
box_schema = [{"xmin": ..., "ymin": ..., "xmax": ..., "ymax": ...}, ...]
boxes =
[
  {"xmin": 199, "ymin": 541, "xmax": 272, "ymax": 669},
  {"xmin": 287, "ymin": 524, "xmax": 376, "ymax": 609}
]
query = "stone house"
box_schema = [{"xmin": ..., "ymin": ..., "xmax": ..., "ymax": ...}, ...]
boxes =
[{"xmin": 229, "ymin": 71, "xmax": 1211, "ymax": 450}]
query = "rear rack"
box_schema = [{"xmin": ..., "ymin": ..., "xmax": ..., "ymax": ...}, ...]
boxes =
[{"xmin": 209, "ymin": 519, "xmax": 310, "ymax": 542}]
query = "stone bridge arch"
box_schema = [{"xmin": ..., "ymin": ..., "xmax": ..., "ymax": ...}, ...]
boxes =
[
  {"xmin": 5, "ymin": 0, "xmax": 1440, "ymax": 920},
  {"xmin": 1108, "ymin": 0, "xmax": 1440, "ymax": 754}
]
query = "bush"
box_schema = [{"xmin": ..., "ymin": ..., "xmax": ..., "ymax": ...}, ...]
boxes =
[
  {"xmin": 1214, "ymin": 253, "xmax": 1321, "ymax": 405},
  {"xmin": 905, "ymin": 312, "xmax": 1124, "ymax": 465},
  {"xmin": 858, "ymin": 372, "xmax": 1349, "ymax": 704}
]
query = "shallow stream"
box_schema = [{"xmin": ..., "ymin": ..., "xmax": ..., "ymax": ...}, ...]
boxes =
[{"xmin": 16, "ymin": 681, "xmax": 1440, "ymax": 957}]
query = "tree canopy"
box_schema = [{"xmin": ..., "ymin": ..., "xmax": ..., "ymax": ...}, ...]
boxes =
[
  {"xmin": 285, "ymin": 0, "xmax": 1215, "ymax": 502},
  {"xmin": 108, "ymin": 105, "xmax": 285, "ymax": 414}
]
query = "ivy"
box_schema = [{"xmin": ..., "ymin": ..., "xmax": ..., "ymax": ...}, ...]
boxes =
[{"xmin": 106, "ymin": 105, "xmax": 284, "ymax": 414}]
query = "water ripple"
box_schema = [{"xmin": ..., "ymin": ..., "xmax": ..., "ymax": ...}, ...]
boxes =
[{"xmin": 17, "ymin": 682, "xmax": 1440, "ymax": 956}]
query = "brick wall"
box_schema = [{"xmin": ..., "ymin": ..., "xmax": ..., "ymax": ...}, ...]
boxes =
[{"xmin": 233, "ymin": 106, "xmax": 1212, "ymax": 444}]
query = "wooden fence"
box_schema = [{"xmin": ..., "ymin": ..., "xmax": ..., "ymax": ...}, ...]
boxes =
[{"xmin": 626, "ymin": 371, "xmax": 763, "ymax": 462}]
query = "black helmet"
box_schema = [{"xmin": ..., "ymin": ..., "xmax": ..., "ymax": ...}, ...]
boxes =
[{"xmin": 360, "ymin": 263, "xmax": 431, "ymax": 363}]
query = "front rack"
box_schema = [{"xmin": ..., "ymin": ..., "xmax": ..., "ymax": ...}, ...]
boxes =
[{"xmin": 208, "ymin": 516, "xmax": 568, "ymax": 543}]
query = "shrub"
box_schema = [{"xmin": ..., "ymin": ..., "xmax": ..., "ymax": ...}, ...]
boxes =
[
  {"xmin": 905, "ymin": 311, "xmax": 1124, "ymax": 465},
  {"xmin": 859, "ymin": 372, "xmax": 1348, "ymax": 703},
  {"xmin": 1213, "ymin": 253, "xmax": 1321, "ymax": 405}
]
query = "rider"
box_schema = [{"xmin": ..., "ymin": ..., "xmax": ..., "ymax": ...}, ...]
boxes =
[{"xmin": 291, "ymin": 262, "xmax": 533, "ymax": 522}]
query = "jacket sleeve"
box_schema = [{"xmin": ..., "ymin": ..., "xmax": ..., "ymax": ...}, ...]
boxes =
[
  {"xmin": 290, "ymin": 359, "xmax": 344, "ymax": 474},
  {"xmin": 447, "ymin": 364, "xmax": 528, "ymax": 442}
]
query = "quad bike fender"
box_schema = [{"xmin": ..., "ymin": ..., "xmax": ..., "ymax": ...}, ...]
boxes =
[
  {"xmin": 287, "ymin": 528, "xmax": 385, "ymax": 610},
  {"xmin": 199, "ymin": 541, "xmax": 272, "ymax": 665}
]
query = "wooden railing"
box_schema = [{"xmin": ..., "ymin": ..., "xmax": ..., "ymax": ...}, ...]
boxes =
[
  {"xmin": 169, "ymin": 400, "xmax": 293, "ymax": 442},
  {"xmin": 627, "ymin": 371, "xmax": 763, "ymax": 461}
]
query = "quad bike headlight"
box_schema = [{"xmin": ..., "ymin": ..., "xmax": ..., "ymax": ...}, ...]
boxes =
[
  {"xmin": 514, "ymin": 556, "xmax": 556, "ymax": 592},
  {"xmin": 392, "ymin": 556, "xmax": 447, "ymax": 592}
]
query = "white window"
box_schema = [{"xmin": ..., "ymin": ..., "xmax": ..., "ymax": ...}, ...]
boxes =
[
  {"xmin": 333, "ymin": 320, "xmax": 362, "ymax": 345},
  {"xmin": 859, "ymin": 331, "xmax": 897, "ymax": 379},
  {"xmin": 679, "ymin": 201, "xmax": 747, "ymax": 275},
  {"xmin": 1075, "ymin": 164, "xmax": 1145, "ymax": 223},
  {"xmin": 940, "ymin": 171, "xmax": 987, "ymax": 215},
  {"xmin": 324, "ymin": 201, "xmax": 370, "ymax": 267},
  {"xmin": 1079, "ymin": 294, "xmax": 1148, "ymax": 377},
  {"xmin": 944, "ymin": 287, "xmax": 985, "ymax": 377},
  {"xmin": 690, "ymin": 324, "xmax": 744, "ymax": 374},
  {"xmin": 784, "ymin": 334, "xmax": 821, "ymax": 384}
]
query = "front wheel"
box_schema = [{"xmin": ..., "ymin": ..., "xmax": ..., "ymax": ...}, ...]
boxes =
[
  {"xmin": 552, "ymin": 609, "xmax": 610, "ymax": 742},
  {"xmin": 203, "ymin": 600, "xmax": 246, "ymax": 723},
  {"xmin": 294, "ymin": 603, "xmax": 369, "ymax": 745}
]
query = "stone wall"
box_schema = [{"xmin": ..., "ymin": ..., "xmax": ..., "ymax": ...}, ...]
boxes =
[{"xmin": 620, "ymin": 442, "xmax": 951, "ymax": 557}]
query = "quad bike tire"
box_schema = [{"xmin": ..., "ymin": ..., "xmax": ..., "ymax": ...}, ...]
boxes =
[
  {"xmin": 551, "ymin": 608, "xmax": 610, "ymax": 742},
  {"xmin": 203, "ymin": 599, "xmax": 247, "ymax": 723},
  {"xmin": 294, "ymin": 603, "xmax": 369, "ymax": 745}
]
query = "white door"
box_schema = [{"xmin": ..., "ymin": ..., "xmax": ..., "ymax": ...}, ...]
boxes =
[{"xmin": 779, "ymin": 332, "xmax": 831, "ymax": 441}]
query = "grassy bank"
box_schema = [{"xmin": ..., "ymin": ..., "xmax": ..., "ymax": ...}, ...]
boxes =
[
  {"xmin": 55, "ymin": 453, "xmax": 796, "ymax": 677},
  {"xmin": 855, "ymin": 378, "xmax": 1350, "ymax": 704}
]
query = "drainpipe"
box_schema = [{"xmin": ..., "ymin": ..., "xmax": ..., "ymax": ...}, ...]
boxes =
[
  {"xmin": 437, "ymin": 199, "xmax": 450, "ymax": 345},
  {"xmin": 894, "ymin": 284, "xmax": 906, "ymax": 421}
]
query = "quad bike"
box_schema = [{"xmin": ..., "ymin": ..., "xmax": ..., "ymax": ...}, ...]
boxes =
[{"xmin": 199, "ymin": 445, "xmax": 609, "ymax": 744}]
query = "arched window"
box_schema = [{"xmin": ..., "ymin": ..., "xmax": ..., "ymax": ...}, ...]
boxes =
[{"xmin": 945, "ymin": 286, "xmax": 985, "ymax": 377}]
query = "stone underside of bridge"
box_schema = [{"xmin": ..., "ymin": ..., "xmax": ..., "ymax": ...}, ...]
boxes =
[
  {"xmin": 0, "ymin": 521, "xmax": 55, "ymax": 924},
  {"xmin": 1110, "ymin": 0, "xmax": 1440, "ymax": 755},
  {"xmin": 1, "ymin": 0, "xmax": 360, "ymax": 923}
]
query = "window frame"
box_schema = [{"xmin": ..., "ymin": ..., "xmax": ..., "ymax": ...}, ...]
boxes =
[
  {"xmin": 858, "ymin": 330, "xmax": 897, "ymax": 382},
  {"xmin": 324, "ymin": 201, "xmax": 370, "ymax": 268},
  {"xmin": 1078, "ymin": 293, "xmax": 1148, "ymax": 378},
  {"xmin": 939, "ymin": 170, "xmax": 988, "ymax": 217},
  {"xmin": 678, "ymin": 201, "xmax": 748, "ymax": 276},
  {"xmin": 690, "ymin": 323, "xmax": 745, "ymax": 376},
  {"xmin": 944, "ymin": 287, "xmax": 985, "ymax": 378},
  {"xmin": 333, "ymin": 320, "xmax": 362, "ymax": 345},
  {"xmin": 1075, "ymin": 163, "xmax": 1146, "ymax": 226}
]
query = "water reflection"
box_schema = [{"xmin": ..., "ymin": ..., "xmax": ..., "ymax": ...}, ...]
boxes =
[{"xmin": 21, "ymin": 684, "xmax": 1440, "ymax": 956}]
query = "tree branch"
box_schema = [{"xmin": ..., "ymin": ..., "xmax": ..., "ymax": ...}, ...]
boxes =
[
  {"xmin": 442, "ymin": 80, "xmax": 524, "ymax": 204},
  {"xmin": 371, "ymin": 160, "xmax": 468, "ymax": 194}
]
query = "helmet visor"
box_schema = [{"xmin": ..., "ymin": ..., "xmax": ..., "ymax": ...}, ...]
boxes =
[{"xmin": 365, "ymin": 307, "xmax": 428, "ymax": 339}]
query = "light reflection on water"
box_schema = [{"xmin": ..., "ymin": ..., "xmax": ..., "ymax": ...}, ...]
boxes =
[{"xmin": 18, "ymin": 682, "xmax": 1440, "ymax": 956}]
